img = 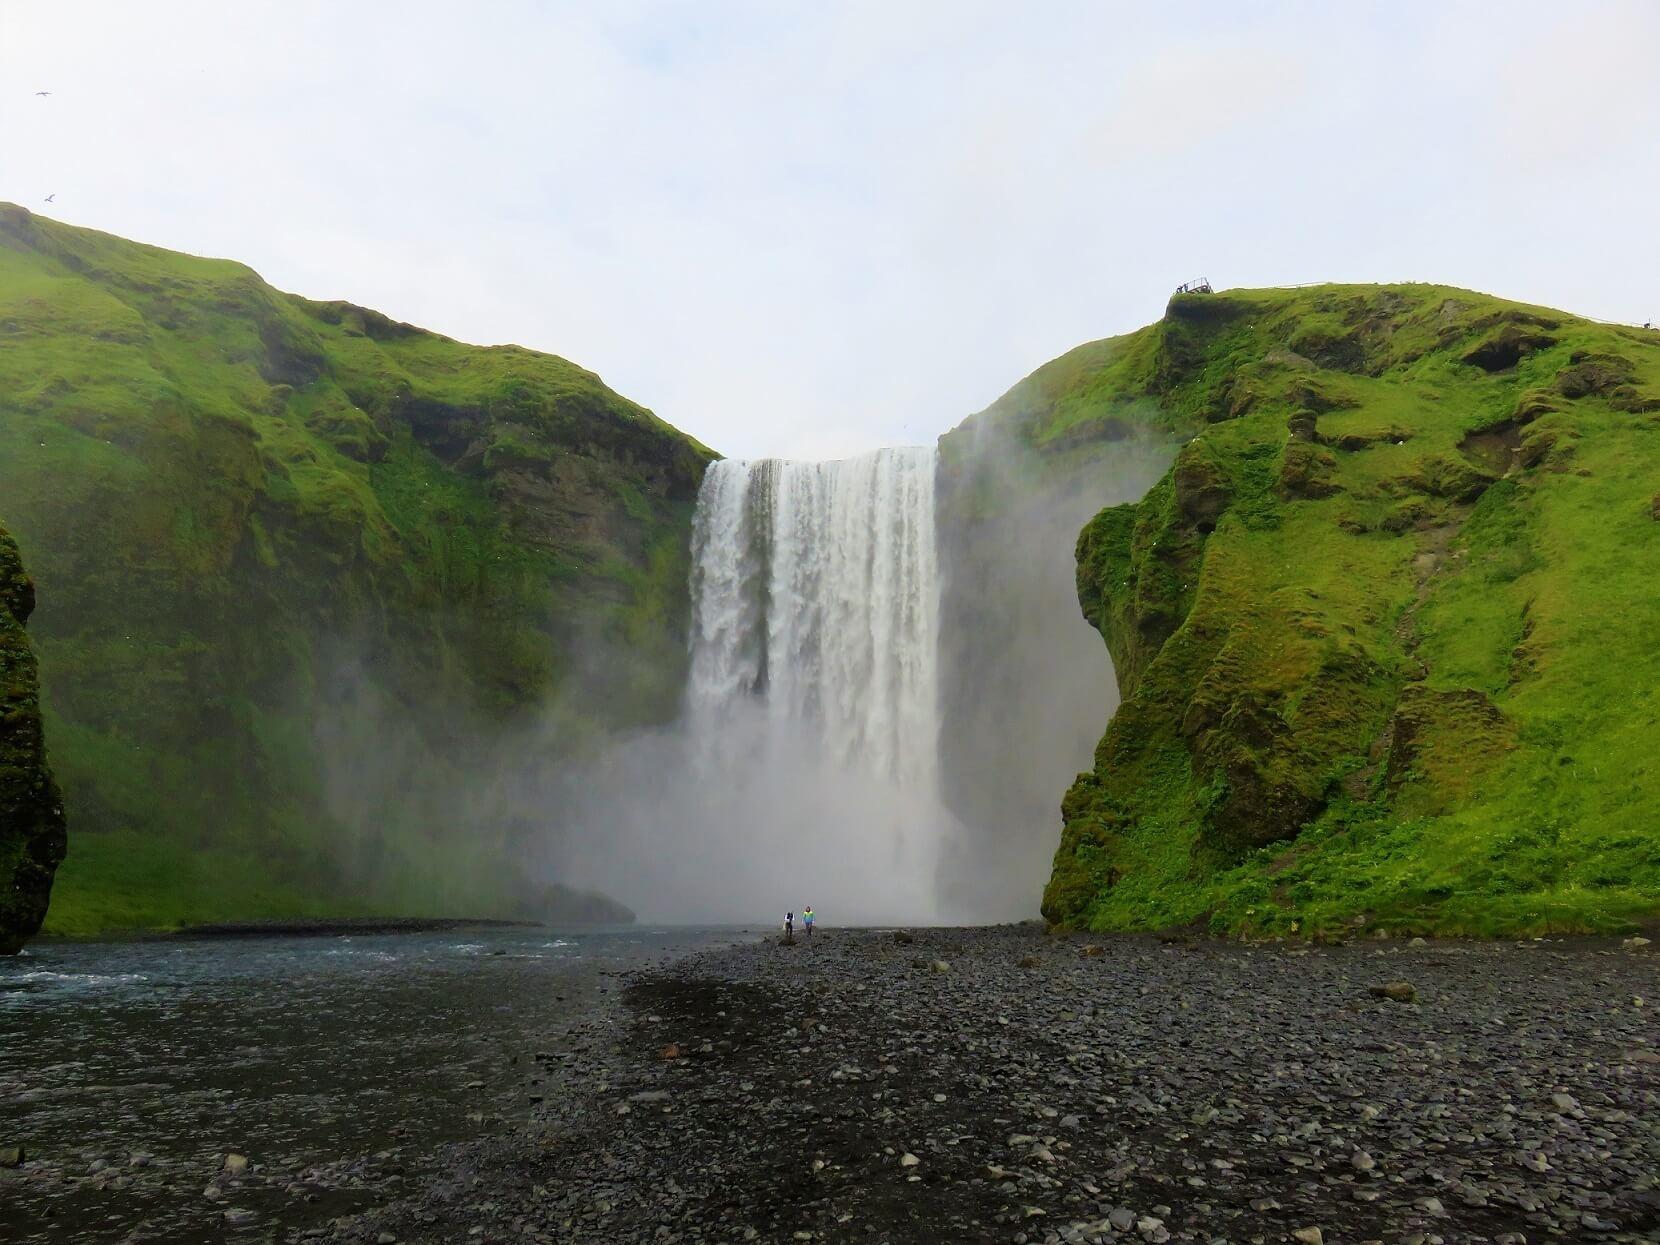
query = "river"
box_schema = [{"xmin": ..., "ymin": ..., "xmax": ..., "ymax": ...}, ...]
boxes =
[{"xmin": 0, "ymin": 925, "xmax": 747, "ymax": 1243}]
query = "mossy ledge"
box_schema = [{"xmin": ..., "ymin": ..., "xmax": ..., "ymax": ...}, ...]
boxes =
[
  {"xmin": 1010, "ymin": 283, "xmax": 1660, "ymax": 937},
  {"xmin": 0, "ymin": 523, "xmax": 67, "ymax": 952},
  {"xmin": 0, "ymin": 204, "xmax": 714, "ymax": 936}
]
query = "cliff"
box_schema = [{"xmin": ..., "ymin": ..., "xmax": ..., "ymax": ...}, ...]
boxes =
[
  {"xmin": 0, "ymin": 205, "xmax": 713, "ymax": 934},
  {"xmin": 1026, "ymin": 284, "xmax": 1660, "ymax": 935},
  {"xmin": 0, "ymin": 525, "xmax": 66, "ymax": 952}
]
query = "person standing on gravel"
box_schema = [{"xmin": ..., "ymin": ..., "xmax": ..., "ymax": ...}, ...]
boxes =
[
  {"xmin": 784, "ymin": 912, "xmax": 795, "ymax": 942},
  {"xmin": 802, "ymin": 906, "xmax": 815, "ymax": 937}
]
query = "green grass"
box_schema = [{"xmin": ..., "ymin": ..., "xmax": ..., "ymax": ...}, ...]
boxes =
[
  {"xmin": 966, "ymin": 282, "xmax": 1660, "ymax": 936},
  {"xmin": 0, "ymin": 202, "xmax": 714, "ymax": 936}
]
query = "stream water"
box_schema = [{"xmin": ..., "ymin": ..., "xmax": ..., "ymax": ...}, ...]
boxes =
[{"xmin": 0, "ymin": 925, "xmax": 745, "ymax": 1243}]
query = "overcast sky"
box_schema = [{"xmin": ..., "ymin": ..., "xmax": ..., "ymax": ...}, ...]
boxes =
[{"xmin": 3, "ymin": 1, "xmax": 1657, "ymax": 458}]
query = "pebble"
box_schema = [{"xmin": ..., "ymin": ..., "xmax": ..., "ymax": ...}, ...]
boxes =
[{"xmin": 295, "ymin": 928, "xmax": 1659, "ymax": 1245}]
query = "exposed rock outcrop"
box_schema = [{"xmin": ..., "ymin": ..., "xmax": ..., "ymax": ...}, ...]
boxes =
[{"xmin": 0, "ymin": 525, "xmax": 66, "ymax": 953}]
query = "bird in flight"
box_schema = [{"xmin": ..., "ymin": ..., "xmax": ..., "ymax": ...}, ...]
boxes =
[
  {"xmin": 35, "ymin": 90, "xmax": 51, "ymax": 96},
  {"xmin": 45, "ymin": 194, "xmax": 56, "ymax": 203}
]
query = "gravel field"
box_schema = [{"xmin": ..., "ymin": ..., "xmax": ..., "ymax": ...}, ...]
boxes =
[{"xmin": 325, "ymin": 925, "xmax": 1659, "ymax": 1245}]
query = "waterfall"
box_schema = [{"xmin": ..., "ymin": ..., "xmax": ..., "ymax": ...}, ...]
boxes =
[
  {"xmin": 687, "ymin": 449, "xmax": 941, "ymax": 788},
  {"xmin": 677, "ymin": 448, "xmax": 948, "ymax": 913},
  {"xmin": 545, "ymin": 437, "xmax": 1169, "ymax": 925}
]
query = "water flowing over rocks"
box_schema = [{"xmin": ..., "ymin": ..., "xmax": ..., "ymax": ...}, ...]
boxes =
[{"xmin": 323, "ymin": 928, "xmax": 1660, "ymax": 1244}]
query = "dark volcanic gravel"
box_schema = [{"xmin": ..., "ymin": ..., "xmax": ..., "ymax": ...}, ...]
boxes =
[{"xmin": 328, "ymin": 927, "xmax": 1660, "ymax": 1245}]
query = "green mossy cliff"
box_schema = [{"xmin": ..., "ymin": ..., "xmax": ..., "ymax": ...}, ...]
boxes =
[
  {"xmin": 0, "ymin": 525, "xmax": 67, "ymax": 951},
  {"xmin": 1009, "ymin": 284, "xmax": 1660, "ymax": 936},
  {"xmin": 0, "ymin": 205, "xmax": 713, "ymax": 936}
]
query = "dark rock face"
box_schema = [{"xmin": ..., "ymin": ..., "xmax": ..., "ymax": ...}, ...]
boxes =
[
  {"xmin": 0, "ymin": 526, "xmax": 66, "ymax": 953},
  {"xmin": 1461, "ymin": 323, "xmax": 1557, "ymax": 372},
  {"xmin": 1555, "ymin": 353, "xmax": 1634, "ymax": 399}
]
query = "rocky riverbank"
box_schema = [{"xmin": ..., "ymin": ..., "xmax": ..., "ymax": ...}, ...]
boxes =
[
  {"xmin": 0, "ymin": 927, "xmax": 736, "ymax": 1244},
  {"xmin": 325, "ymin": 925, "xmax": 1659, "ymax": 1245}
]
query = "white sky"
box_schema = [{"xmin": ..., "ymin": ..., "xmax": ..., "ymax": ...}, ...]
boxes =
[{"xmin": 3, "ymin": 1, "xmax": 1657, "ymax": 459}]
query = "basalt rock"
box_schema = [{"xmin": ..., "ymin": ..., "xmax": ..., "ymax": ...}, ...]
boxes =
[{"xmin": 0, "ymin": 526, "xmax": 66, "ymax": 954}]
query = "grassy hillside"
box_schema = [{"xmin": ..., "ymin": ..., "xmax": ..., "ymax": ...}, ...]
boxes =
[
  {"xmin": 970, "ymin": 283, "xmax": 1660, "ymax": 936},
  {"xmin": 0, "ymin": 205, "xmax": 714, "ymax": 935},
  {"xmin": 0, "ymin": 524, "xmax": 66, "ymax": 951}
]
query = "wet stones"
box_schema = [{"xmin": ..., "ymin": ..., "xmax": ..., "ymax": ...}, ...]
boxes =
[{"xmin": 307, "ymin": 927, "xmax": 1660, "ymax": 1245}]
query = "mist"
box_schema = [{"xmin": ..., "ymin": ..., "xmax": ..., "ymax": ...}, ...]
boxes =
[
  {"xmin": 306, "ymin": 429, "xmax": 1176, "ymax": 928},
  {"xmin": 934, "ymin": 422, "xmax": 1175, "ymax": 918}
]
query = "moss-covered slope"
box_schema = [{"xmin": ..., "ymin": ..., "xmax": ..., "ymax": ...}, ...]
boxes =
[
  {"xmin": 0, "ymin": 205, "xmax": 714, "ymax": 935},
  {"xmin": 0, "ymin": 525, "xmax": 67, "ymax": 951},
  {"xmin": 1018, "ymin": 284, "xmax": 1660, "ymax": 936}
]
